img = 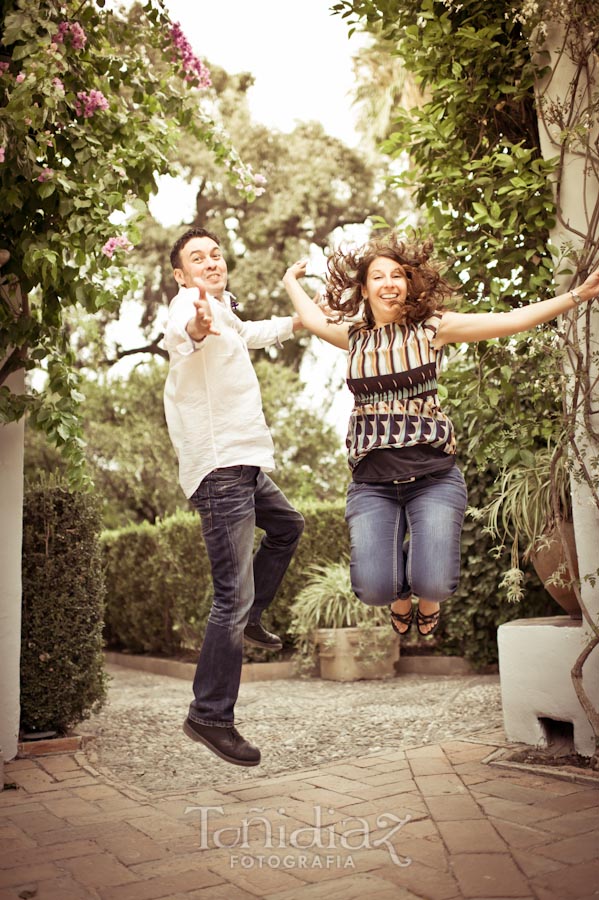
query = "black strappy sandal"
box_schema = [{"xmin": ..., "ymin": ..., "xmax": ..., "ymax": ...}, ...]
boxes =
[
  {"xmin": 389, "ymin": 603, "xmax": 414, "ymax": 636},
  {"xmin": 416, "ymin": 607, "xmax": 440, "ymax": 637}
]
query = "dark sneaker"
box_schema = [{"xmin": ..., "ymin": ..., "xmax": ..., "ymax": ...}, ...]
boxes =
[
  {"xmin": 182, "ymin": 718, "xmax": 261, "ymax": 767},
  {"xmin": 244, "ymin": 622, "xmax": 283, "ymax": 651}
]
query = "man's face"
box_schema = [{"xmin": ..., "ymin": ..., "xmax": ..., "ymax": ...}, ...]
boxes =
[{"xmin": 174, "ymin": 236, "xmax": 228, "ymax": 299}]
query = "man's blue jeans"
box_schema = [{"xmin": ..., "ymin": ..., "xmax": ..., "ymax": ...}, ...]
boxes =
[
  {"xmin": 188, "ymin": 466, "xmax": 304, "ymax": 726},
  {"xmin": 345, "ymin": 466, "xmax": 468, "ymax": 605}
]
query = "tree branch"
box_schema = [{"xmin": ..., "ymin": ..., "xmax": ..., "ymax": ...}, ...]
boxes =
[{"xmin": 101, "ymin": 334, "xmax": 168, "ymax": 366}]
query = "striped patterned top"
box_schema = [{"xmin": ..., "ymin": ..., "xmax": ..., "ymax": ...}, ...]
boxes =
[{"xmin": 345, "ymin": 313, "xmax": 456, "ymax": 470}]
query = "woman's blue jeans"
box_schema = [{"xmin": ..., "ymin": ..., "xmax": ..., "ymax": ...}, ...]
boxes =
[
  {"xmin": 188, "ymin": 466, "xmax": 304, "ymax": 726},
  {"xmin": 345, "ymin": 466, "xmax": 468, "ymax": 606}
]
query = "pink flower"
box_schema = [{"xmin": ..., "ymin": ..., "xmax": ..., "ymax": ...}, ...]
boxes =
[
  {"xmin": 253, "ymin": 173, "xmax": 267, "ymax": 186},
  {"xmin": 55, "ymin": 20, "xmax": 87, "ymax": 50},
  {"xmin": 69, "ymin": 23, "xmax": 87, "ymax": 51},
  {"xmin": 52, "ymin": 77, "xmax": 64, "ymax": 92},
  {"xmin": 0, "ymin": 62, "xmax": 9, "ymax": 74},
  {"xmin": 55, "ymin": 22, "xmax": 70, "ymax": 43},
  {"xmin": 74, "ymin": 89, "xmax": 109, "ymax": 118},
  {"xmin": 102, "ymin": 235, "xmax": 133, "ymax": 259},
  {"xmin": 16, "ymin": 72, "xmax": 25, "ymax": 83},
  {"xmin": 169, "ymin": 22, "xmax": 211, "ymax": 89},
  {"xmin": 0, "ymin": 147, "xmax": 5, "ymax": 163},
  {"xmin": 37, "ymin": 168, "xmax": 54, "ymax": 182}
]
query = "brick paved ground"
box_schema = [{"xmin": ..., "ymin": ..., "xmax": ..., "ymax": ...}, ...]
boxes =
[{"xmin": 1, "ymin": 730, "xmax": 598, "ymax": 899}]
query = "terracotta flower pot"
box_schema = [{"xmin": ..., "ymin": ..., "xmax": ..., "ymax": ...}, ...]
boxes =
[
  {"xmin": 314, "ymin": 626, "xmax": 399, "ymax": 681},
  {"xmin": 530, "ymin": 521, "xmax": 581, "ymax": 618}
]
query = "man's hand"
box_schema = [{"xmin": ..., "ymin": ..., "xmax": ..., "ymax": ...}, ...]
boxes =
[{"xmin": 186, "ymin": 286, "xmax": 220, "ymax": 340}]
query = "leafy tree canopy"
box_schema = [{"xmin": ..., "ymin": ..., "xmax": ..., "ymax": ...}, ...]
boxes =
[
  {"xmin": 335, "ymin": 0, "xmax": 599, "ymax": 612},
  {"xmin": 93, "ymin": 62, "xmax": 405, "ymax": 375},
  {"xmin": 0, "ymin": 0, "xmax": 260, "ymax": 480},
  {"xmin": 333, "ymin": 0, "xmax": 571, "ymax": 472}
]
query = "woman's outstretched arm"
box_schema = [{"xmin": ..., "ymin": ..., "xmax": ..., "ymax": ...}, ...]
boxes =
[
  {"xmin": 282, "ymin": 260, "xmax": 350, "ymax": 350},
  {"xmin": 434, "ymin": 270, "xmax": 599, "ymax": 348}
]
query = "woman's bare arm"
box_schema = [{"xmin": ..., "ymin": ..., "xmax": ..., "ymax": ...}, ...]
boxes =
[
  {"xmin": 435, "ymin": 270, "xmax": 599, "ymax": 348},
  {"xmin": 282, "ymin": 260, "xmax": 350, "ymax": 350}
]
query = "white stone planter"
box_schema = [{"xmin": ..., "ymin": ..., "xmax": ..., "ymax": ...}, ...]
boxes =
[
  {"xmin": 314, "ymin": 626, "xmax": 399, "ymax": 682},
  {"xmin": 498, "ymin": 617, "xmax": 599, "ymax": 757}
]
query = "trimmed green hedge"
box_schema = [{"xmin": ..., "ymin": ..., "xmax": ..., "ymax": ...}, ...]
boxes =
[
  {"xmin": 102, "ymin": 493, "xmax": 559, "ymax": 669},
  {"xmin": 21, "ymin": 483, "xmax": 107, "ymax": 734},
  {"xmin": 102, "ymin": 510, "xmax": 218, "ymax": 655},
  {"xmin": 102, "ymin": 503, "xmax": 350, "ymax": 656}
]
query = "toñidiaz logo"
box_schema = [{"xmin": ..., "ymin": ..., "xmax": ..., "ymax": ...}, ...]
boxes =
[{"xmin": 184, "ymin": 804, "xmax": 412, "ymax": 870}]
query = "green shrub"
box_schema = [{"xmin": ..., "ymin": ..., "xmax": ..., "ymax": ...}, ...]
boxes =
[
  {"xmin": 103, "ymin": 515, "xmax": 188, "ymax": 655},
  {"xmin": 103, "ymin": 509, "xmax": 214, "ymax": 655},
  {"xmin": 431, "ymin": 353, "xmax": 562, "ymax": 668},
  {"xmin": 261, "ymin": 501, "xmax": 350, "ymax": 638},
  {"xmin": 157, "ymin": 510, "xmax": 214, "ymax": 649},
  {"xmin": 101, "ymin": 492, "xmax": 558, "ymax": 669},
  {"xmin": 102, "ymin": 503, "xmax": 350, "ymax": 657},
  {"xmin": 21, "ymin": 482, "xmax": 107, "ymax": 734},
  {"xmin": 432, "ymin": 454, "xmax": 558, "ymax": 669},
  {"xmin": 287, "ymin": 558, "xmax": 393, "ymax": 672},
  {"xmin": 289, "ymin": 559, "xmax": 390, "ymax": 632}
]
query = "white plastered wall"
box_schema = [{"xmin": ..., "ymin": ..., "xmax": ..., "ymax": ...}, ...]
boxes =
[
  {"xmin": 498, "ymin": 20, "xmax": 599, "ymax": 757},
  {"xmin": 0, "ymin": 369, "xmax": 24, "ymax": 764}
]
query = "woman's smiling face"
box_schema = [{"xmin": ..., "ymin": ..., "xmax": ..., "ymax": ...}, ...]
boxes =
[{"xmin": 363, "ymin": 256, "xmax": 408, "ymax": 326}]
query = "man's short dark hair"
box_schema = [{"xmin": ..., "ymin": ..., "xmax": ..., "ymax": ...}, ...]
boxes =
[{"xmin": 170, "ymin": 227, "xmax": 221, "ymax": 270}]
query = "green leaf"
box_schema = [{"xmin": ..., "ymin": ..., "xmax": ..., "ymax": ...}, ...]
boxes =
[{"xmin": 38, "ymin": 182, "xmax": 55, "ymax": 199}]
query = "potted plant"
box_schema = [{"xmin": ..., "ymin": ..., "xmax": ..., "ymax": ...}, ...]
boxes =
[
  {"xmin": 472, "ymin": 441, "xmax": 580, "ymax": 616},
  {"xmin": 288, "ymin": 559, "xmax": 399, "ymax": 681}
]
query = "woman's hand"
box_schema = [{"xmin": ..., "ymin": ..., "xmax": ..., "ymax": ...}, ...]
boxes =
[
  {"xmin": 283, "ymin": 259, "xmax": 308, "ymax": 285},
  {"xmin": 576, "ymin": 269, "xmax": 599, "ymax": 303},
  {"xmin": 284, "ymin": 260, "xmax": 331, "ymax": 312},
  {"xmin": 281, "ymin": 257, "xmax": 350, "ymax": 349}
]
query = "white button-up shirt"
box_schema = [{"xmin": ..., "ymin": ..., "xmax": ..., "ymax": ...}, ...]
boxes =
[{"xmin": 163, "ymin": 286, "xmax": 294, "ymax": 498}]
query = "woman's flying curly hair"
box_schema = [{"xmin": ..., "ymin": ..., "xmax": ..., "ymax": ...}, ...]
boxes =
[{"xmin": 322, "ymin": 233, "xmax": 455, "ymax": 328}]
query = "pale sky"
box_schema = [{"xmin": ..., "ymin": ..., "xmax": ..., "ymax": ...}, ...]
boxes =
[
  {"xmin": 151, "ymin": 1, "xmax": 366, "ymax": 227},
  {"xmin": 163, "ymin": 0, "xmax": 364, "ymax": 146}
]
